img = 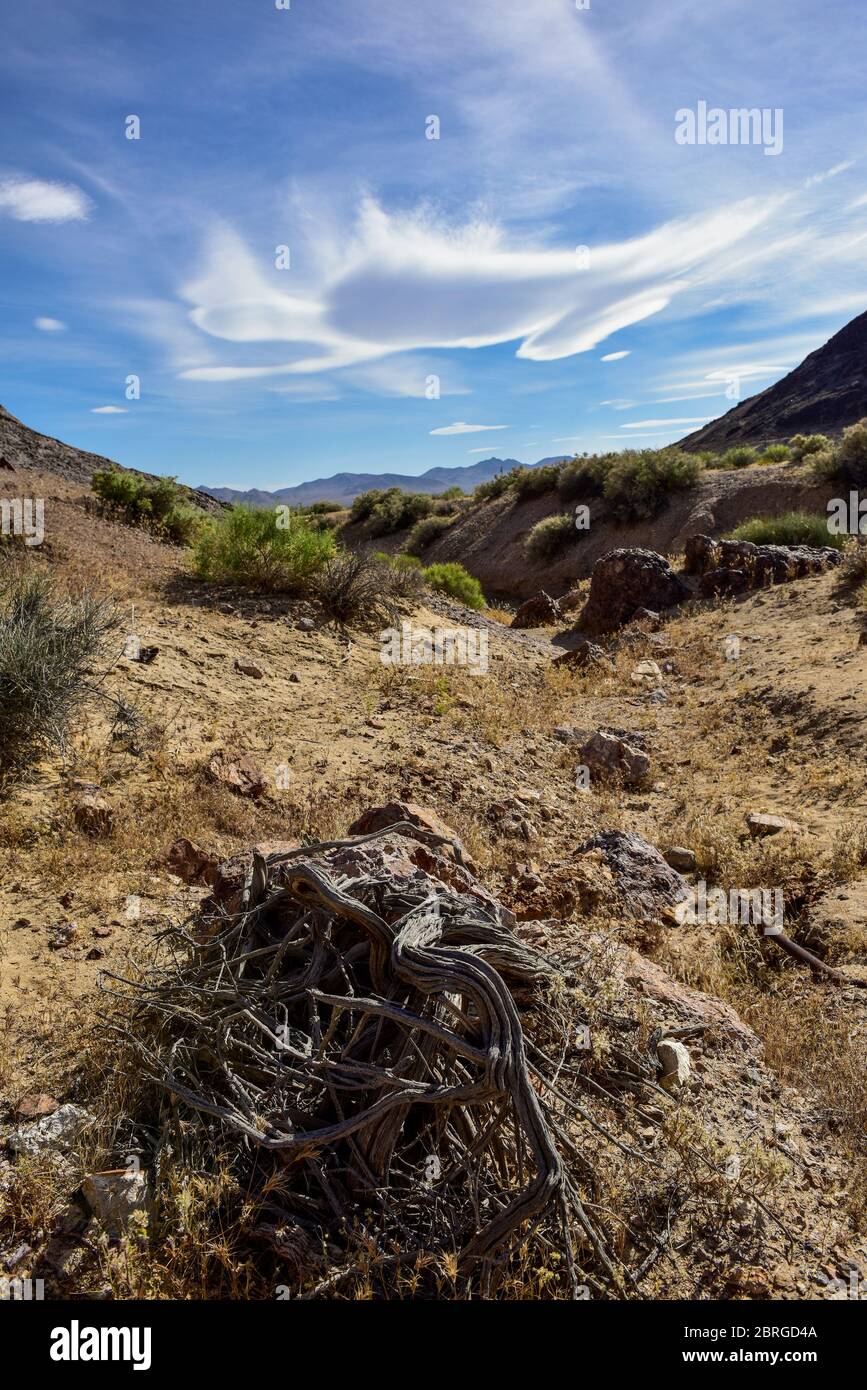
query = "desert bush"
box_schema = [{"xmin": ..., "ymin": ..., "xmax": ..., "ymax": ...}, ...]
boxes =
[
  {"xmin": 512, "ymin": 463, "xmax": 561, "ymax": 499},
  {"xmin": 305, "ymin": 500, "xmax": 343, "ymax": 514},
  {"xmin": 836, "ymin": 418, "xmax": 867, "ymax": 487},
  {"xmin": 422, "ymin": 562, "xmax": 485, "ymax": 609},
  {"xmin": 603, "ymin": 447, "xmax": 704, "ymax": 522},
  {"xmin": 192, "ymin": 506, "xmax": 336, "ymax": 591},
  {"xmin": 758, "ymin": 443, "xmax": 790, "ymax": 463},
  {"xmin": 435, "ymin": 486, "xmax": 465, "ymax": 501},
  {"xmin": 92, "ymin": 465, "xmax": 201, "ymax": 544},
  {"xmin": 788, "ymin": 432, "xmax": 833, "ymax": 462},
  {"xmin": 728, "ymin": 511, "xmax": 844, "ymax": 549},
  {"xmin": 314, "ymin": 550, "xmax": 402, "ymax": 628},
  {"xmin": 405, "ymin": 514, "xmax": 453, "ymax": 555},
  {"xmin": 350, "ymin": 487, "xmax": 435, "ymax": 536},
  {"xmin": 473, "ymin": 470, "xmax": 519, "ymax": 503},
  {"xmin": 0, "ymin": 572, "xmax": 122, "ymax": 778},
  {"xmin": 525, "ymin": 513, "xmax": 578, "ymax": 562},
  {"xmin": 558, "ymin": 454, "xmax": 613, "ymax": 500},
  {"xmin": 808, "ymin": 446, "xmax": 840, "ymax": 482},
  {"xmin": 374, "ymin": 551, "xmax": 426, "ymax": 600},
  {"xmin": 720, "ymin": 445, "xmax": 759, "ymax": 469}
]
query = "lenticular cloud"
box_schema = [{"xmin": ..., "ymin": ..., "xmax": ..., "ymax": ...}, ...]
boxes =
[{"xmin": 179, "ymin": 195, "xmax": 777, "ymax": 382}]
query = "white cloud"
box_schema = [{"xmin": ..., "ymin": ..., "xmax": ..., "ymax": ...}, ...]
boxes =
[
  {"xmin": 177, "ymin": 194, "xmax": 777, "ymax": 381},
  {"xmin": 0, "ymin": 178, "xmax": 90, "ymax": 222},
  {"xmin": 91, "ymin": 406, "xmax": 127, "ymax": 414},
  {"xmin": 601, "ymin": 351, "xmax": 631, "ymax": 361},
  {"xmin": 430, "ymin": 421, "xmax": 507, "ymax": 435},
  {"xmin": 34, "ymin": 316, "xmax": 66, "ymax": 332}
]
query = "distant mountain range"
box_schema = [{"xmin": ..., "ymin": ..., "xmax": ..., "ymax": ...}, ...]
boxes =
[
  {"xmin": 680, "ymin": 308, "xmax": 867, "ymax": 451},
  {"xmin": 198, "ymin": 456, "xmax": 568, "ymax": 509}
]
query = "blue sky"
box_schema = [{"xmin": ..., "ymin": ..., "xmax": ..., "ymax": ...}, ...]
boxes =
[{"xmin": 1, "ymin": 0, "xmax": 866, "ymax": 489}]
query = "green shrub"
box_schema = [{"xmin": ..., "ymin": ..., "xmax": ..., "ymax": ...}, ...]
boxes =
[
  {"xmin": 435, "ymin": 486, "xmax": 465, "ymax": 501},
  {"xmin": 758, "ymin": 443, "xmax": 790, "ymax": 463},
  {"xmin": 558, "ymin": 454, "xmax": 613, "ymax": 500},
  {"xmin": 0, "ymin": 573, "xmax": 122, "ymax": 779},
  {"xmin": 836, "ymin": 418, "xmax": 867, "ymax": 486},
  {"xmin": 305, "ymin": 500, "xmax": 344, "ymax": 514},
  {"xmin": 788, "ymin": 433, "xmax": 832, "ymax": 462},
  {"xmin": 720, "ymin": 445, "xmax": 759, "ymax": 469},
  {"xmin": 525, "ymin": 513, "xmax": 578, "ymax": 562},
  {"xmin": 603, "ymin": 448, "xmax": 704, "ymax": 522},
  {"xmin": 405, "ymin": 514, "xmax": 453, "ymax": 555},
  {"xmin": 350, "ymin": 487, "xmax": 434, "ymax": 535},
  {"xmin": 473, "ymin": 470, "xmax": 518, "ymax": 502},
  {"xmin": 375, "ymin": 551, "xmax": 422, "ymax": 570},
  {"xmin": 808, "ymin": 447, "xmax": 841, "ymax": 482},
  {"xmin": 513, "ymin": 463, "xmax": 561, "ymax": 499},
  {"xmin": 422, "ymin": 562, "xmax": 485, "ymax": 609},
  {"xmin": 727, "ymin": 511, "xmax": 843, "ymax": 549},
  {"xmin": 192, "ymin": 506, "xmax": 336, "ymax": 591},
  {"xmin": 91, "ymin": 465, "xmax": 201, "ymax": 544}
]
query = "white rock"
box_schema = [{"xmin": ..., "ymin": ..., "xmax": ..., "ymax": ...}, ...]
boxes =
[
  {"xmin": 7, "ymin": 1104, "xmax": 92, "ymax": 1157},
  {"xmin": 81, "ymin": 1172, "xmax": 148, "ymax": 1236},
  {"xmin": 657, "ymin": 1038, "xmax": 691, "ymax": 1089}
]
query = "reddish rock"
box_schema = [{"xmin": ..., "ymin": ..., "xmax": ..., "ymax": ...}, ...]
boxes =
[
  {"xmin": 206, "ymin": 749, "xmax": 268, "ymax": 799},
  {"xmin": 347, "ymin": 801, "xmax": 461, "ymax": 848},
  {"xmin": 163, "ymin": 838, "xmax": 219, "ymax": 886},
  {"xmin": 210, "ymin": 840, "xmax": 301, "ymax": 911}
]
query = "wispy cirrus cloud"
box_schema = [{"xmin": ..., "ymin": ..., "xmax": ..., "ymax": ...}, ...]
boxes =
[{"xmin": 430, "ymin": 421, "xmax": 508, "ymax": 435}]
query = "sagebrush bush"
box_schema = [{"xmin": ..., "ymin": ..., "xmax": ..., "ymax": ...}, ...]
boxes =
[
  {"xmin": 525, "ymin": 513, "xmax": 577, "ymax": 561},
  {"xmin": 305, "ymin": 500, "xmax": 343, "ymax": 514},
  {"xmin": 809, "ymin": 447, "xmax": 841, "ymax": 482},
  {"xmin": 422, "ymin": 562, "xmax": 485, "ymax": 609},
  {"xmin": 192, "ymin": 506, "xmax": 336, "ymax": 591},
  {"xmin": 314, "ymin": 551, "xmax": 402, "ymax": 628},
  {"xmin": 720, "ymin": 445, "xmax": 759, "ymax": 469},
  {"xmin": 728, "ymin": 511, "xmax": 843, "ymax": 549},
  {"xmin": 603, "ymin": 448, "xmax": 704, "ymax": 522},
  {"xmin": 92, "ymin": 465, "xmax": 201, "ymax": 544},
  {"xmin": 837, "ymin": 418, "xmax": 867, "ymax": 486},
  {"xmin": 349, "ymin": 488, "xmax": 434, "ymax": 535},
  {"xmin": 473, "ymin": 471, "xmax": 518, "ymax": 502},
  {"xmin": 789, "ymin": 433, "xmax": 833, "ymax": 462},
  {"xmin": 758, "ymin": 443, "xmax": 790, "ymax": 463},
  {"xmin": 405, "ymin": 514, "xmax": 453, "ymax": 555},
  {"xmin": 558, "ymin": 454, "xmax": 612, "ymax": 500},
  {"xmin": 0, "ymin": 572, "xmax": 122, "ymax": 778},
  {"xmin": 512, "ymin": 463, "xmax": 561, "ymax": 499}
]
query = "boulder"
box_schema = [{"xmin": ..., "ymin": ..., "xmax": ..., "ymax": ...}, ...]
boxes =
[
  {"xmin": 577, "ymin": 549, "xmax": 690, "ymax": 635},
  {"xmin": 162, "ymin": 838, "xmax": 219, "ymax": 886},
  {"xmin": 575, "ymin": 829, "xmax": 689, "ymax": 922},
  {"xmin": 663, "ymin": 846, "xmax": 697, "ymax": 873},
  {"xmin": 657, "ymin": 1037, "xmax": 691, "ymax": 1089},
  {"xmin": 7, "ymin": 1104, "xmax": 92, "ymax": 1157},
  {"xmin": 347, "ymin": 801, "xmax": 461, "ymax": 848},
  {"xmin": 622, "ymin": 949, "xmax": 758, "ymax": 1045},
  {"xmin": 233, "ymin": 660, "xmax": 266, "ymax": 679},
  {"xmin": 698, "ymin": 566, "xmax": 751, "ymax": 598},
  {"xmin": 683, "ymin": 533, "xmax": 720, "ymax": 576},
  {"xmin": 577, "ymin": 730, "xmax": 650, "ymax": 787},
  {"xmin": 81, "ymin": 1172, "xmax": 149, "ymax": 1237},
  {"xmin": 746, "ymin": 812, "xmax": 801, "ymax": 839},
  {"xmin": 552, "ymin": 637, "xmax": 610, "ymax": 670},
  {"xmin": 209, "ymin": 840, "xmax": 301, "ymax": 911},
  {"xmin": 511, "ymin": 591, "xmax": 562, "ymax": 628}
]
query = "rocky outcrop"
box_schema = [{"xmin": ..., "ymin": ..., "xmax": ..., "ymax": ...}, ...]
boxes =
[
  {"xmin": 574, "ymin": 829, "xmax": 689, "ymax": 922},
  {"xmin": 576, "ymin": 548, "xmax": 690, "ymax": 635},
  {"xmin": 685, "ymin": 533, "xmax": 843, "ymax": 597},
  {"xmin": 511, "ymin": 590, "xmax": 562, "ymax": 628}
]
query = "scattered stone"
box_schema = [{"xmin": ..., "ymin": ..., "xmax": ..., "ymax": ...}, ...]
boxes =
[
  {"xmin": 631, "ymin": 607, "xmax": 661, "ymax": 628},
  {"xmin": 163, "ymin": 837, "xmax": 219, "ymax": 886},
  {"xmin": 511, "ymin": 591, "xmax": 561, "ymax": 628},
  {"xmin": 13, "ymin": 1093, "xmax": 59, "ymax": 1120},
  {"xmin": 288, "ymin": 671, "xmax": 301, "ymax": 682},
  {"xmin": 73, "ymin": 786, "xmax": 113, "ymax": 837},
  {"xmin": 133, "ymin": 645, "xmax": 159, "ymax": 664},
  {"xmin": 631, "ymin": 659, "xmax": 663, "ymax": 687},
  {"xmin": 81, "ymin": 1171, "xmax": 148, "ymax": 1237},
  {"xmin": 48, "ymin": 921, "xmax": 78, "ymax": 950},
  {"xmin": 557, "ymin": 588, "xmax": 584, "ymax": 613},
  {"xmin": 858, "ymin": 631, "xmax": 867, "ymax": 648},
  {"xmin": 746, "ymin": 812, "xmax": 801, "ymax": 839},
  {"xmin": 3, "ymin": 1243, "xmax": 32, "ymax": 1271},
  {"xmin": 575, "ymin": 830, "xmax": 690, "ymax": 923},
  {"xmin": 297, "ymin": 617, "xmax": 315, "ymax": 631},
  {"xmin": 657, "ymin": 1037, "xmax": 691, "ymax": 1090},
  {"xmin": 577, "ymin": 730, "xmax": 650, "ymax": 787},
  {"xmin": 206, "ymin": 749, "xmax": 268, "ymax": 799},
  {"xmin": 663, "ymin": 846, "xmax": 697, "ymax": 873},
  {"xmin": 234, "ymin": 659, "xmax": 265, "ymax": 679},
  {"xmin": 86, "ymin": 947, "xmax": 105, "ymax": 961},
  {"xmin": 577, "ymin": 548, "xmax": 690, "ymax": 635},
  {"xmin": 7, "ymin": 1104, "xmax": 92, "ymax": 1157},
  {"xmin": 552, "ymin": 637, "xmax": 610, "ymax": 670}
]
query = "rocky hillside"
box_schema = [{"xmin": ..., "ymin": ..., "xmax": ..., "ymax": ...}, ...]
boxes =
[
  {"xmin": 680, "ymin": 310, "xmax": 867, "ymax": 451},
  {"xmin": 0, "ymin": 404, "xmax": 223, "ymax": 514}
]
